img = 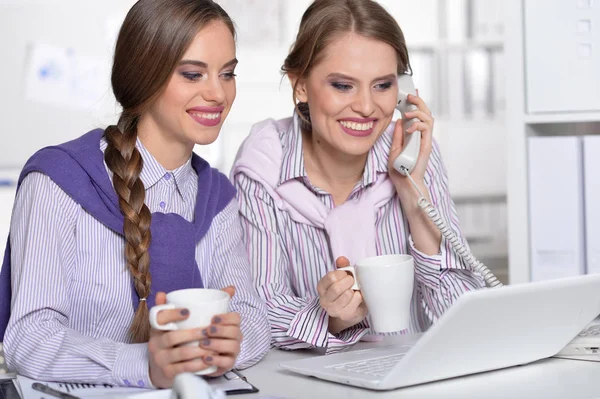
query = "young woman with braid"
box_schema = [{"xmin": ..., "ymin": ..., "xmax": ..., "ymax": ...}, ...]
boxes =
[{"xmin": 0, "ymin": 0, "xmax": 269, "ymax": 389}]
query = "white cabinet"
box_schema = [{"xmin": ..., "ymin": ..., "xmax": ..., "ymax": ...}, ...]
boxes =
[{"xmin": 524, "ymin": 0, "xmax": 600, "ymax": 113}]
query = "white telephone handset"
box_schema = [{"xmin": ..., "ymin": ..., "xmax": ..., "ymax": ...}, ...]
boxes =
[
  {"xmin": 390, "ymin": 74, "xmax": 502, "ymax": 289},
  {"xmin": 392, "ymin": 74, "xmax": 421, "ymax": 176}
]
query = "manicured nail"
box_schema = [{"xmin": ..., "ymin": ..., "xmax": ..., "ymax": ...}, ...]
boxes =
[
  {"xmin": 202, "ymin": 329, "xmax": 208, "ymax": 336},
  {"xmin": 210, "ymin": 326, "xmax": 217, "ymax": 334},
  {"xmin": 205, "ymin": 356, "xmax": 213, "ymax": 363},
  {"xmin": 180, "ymin": 309, "xmax": 189, "ymax": 316},
  {"xmin": 213, "ymin": 316, "xmax": 222, "ymax": 324},
  {"xmin": 202, "ymin": 339, "xmax": 210, "ymax": 346}
]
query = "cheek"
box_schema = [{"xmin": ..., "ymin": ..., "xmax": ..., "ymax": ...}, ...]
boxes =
[
  {"xmin": 226, "ymin": 84, "xmax": 236, "ymax": 108},
  {"xmin": 161, "ymin": 83, "xmax": 193, "ymax": 113},
  {"xmin": 310, "ymin": 90, "xmax": 348, "ymax": 120}
]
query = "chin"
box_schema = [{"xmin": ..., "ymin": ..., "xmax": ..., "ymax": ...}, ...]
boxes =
[{"xmin": 187, "ymin": 127, "xmax": 222, "ymax": 146}]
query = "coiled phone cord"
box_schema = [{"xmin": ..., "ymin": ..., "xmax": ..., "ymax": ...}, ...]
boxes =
[{"xmin": 402, "ymin": 168, "xmax": 504, "ymax": 288}]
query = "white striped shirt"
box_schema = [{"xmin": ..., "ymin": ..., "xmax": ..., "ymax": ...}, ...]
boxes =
[
  {"xmin": 234, "ymin": 117, "xmax": 485, "ymax": 354},
  {"xmin": 4, "ymin": 137, "xmax": 270, "ymax": 387}
]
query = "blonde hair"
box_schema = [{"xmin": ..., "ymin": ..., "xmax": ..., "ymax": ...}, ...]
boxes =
[{"xmin": 282, "ymin": 0, "xmax": 411, "ymax": 129}]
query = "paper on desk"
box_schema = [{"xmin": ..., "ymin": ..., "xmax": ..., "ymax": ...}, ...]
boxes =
[
  {"xmin": 16, "ymin": 373, "xmax": 254, "ymax": 398},
  {"xmin": 16, "ymin": 375, "xmax": 154, "ymax": 398}
]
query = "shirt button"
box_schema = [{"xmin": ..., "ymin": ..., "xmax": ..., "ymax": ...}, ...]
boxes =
[
  {"xmin": 159, "ymin": 201, "xmax": 166, "ymax": 209},
  {"xmin": 164, "ymin": 173, "xmax": 171, "ymax": 181}
]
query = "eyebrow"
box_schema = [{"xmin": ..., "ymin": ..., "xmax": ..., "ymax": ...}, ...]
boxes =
[
  {"xmin": 178, "ymin": 58, "xmax": 238, "ymax": 69},
  {"xmin": 326, "ymin": 72, "xmax": 397, "ymax": 83}
]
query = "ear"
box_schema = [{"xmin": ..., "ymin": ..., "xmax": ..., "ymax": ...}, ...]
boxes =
[{"xmin": 288, "ymin": 73, "xmax": 308, "ymax": 103}]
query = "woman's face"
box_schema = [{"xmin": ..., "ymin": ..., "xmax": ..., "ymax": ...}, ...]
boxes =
[
  {"xmin": 295, "ymin": 32, "xmax": 398, "ymax": 157},
  {"xmin": 142, "ymin": 20, "xmax": 237, "ymax": 149}
]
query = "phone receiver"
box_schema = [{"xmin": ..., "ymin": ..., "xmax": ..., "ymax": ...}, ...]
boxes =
[{"xmin": 392, "ymin": 74, "xmax": 421, "ymax": 176}]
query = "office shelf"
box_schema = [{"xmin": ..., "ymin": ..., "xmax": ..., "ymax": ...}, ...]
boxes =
[
  {"xmin": 505, "ymin": 0, "xmax": 600, "ymax": 284},
  {"xmin": 525, "ymin": 112, "xmax": 600, "ymax": 124}
]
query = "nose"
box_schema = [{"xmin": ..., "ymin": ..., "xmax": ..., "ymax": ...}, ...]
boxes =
[
  {"xmin": 351, "ymin": 87, "xmax": 375, "ymax": 116},
  {"xmin": 203, "ymin": 76, "xmax": 226, "ymax": 104}
]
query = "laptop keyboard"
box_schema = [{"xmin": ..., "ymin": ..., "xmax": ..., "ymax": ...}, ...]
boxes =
[{"xmin": 327, "ymin": 353, "xmax": 406, "ymax": 377}]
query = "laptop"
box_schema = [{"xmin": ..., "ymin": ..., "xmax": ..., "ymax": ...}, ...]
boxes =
[{"xmin": 280, "ymin": 274, "xmax": 600, "ymax": 391}]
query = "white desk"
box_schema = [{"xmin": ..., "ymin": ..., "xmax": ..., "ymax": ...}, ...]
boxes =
[{"xmin": 239, "ymin": 337, "xmax": 600, "ymax": 398}]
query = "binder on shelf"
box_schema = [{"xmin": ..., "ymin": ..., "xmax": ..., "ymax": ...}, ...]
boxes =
[
  {"xmin": 528, "ymin": 136, "xmax": 585, "ymax": 281},
  {"xmin": 584, "ymin": 136, "xmax": 600, "ymax": 275}
]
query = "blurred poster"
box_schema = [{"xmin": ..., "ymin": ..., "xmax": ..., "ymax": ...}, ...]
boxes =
[{"xmin": 23, "ymin": 43, "xmax": 110, "ymax": 110}]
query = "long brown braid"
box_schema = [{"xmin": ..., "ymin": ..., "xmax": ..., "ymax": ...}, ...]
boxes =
[{"xmin": 104, "ymin": 0, "xmax": 235, "ymax": 343}]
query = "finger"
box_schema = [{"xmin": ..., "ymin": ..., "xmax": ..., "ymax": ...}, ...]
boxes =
[
  {"xmin": 155, "ymin": 292, "xmax": 167, "ymax": 306},
  {"xmin": 322, "ymin": 275, "xmax": 355, "ymax": 304},
  {"xmin": 335, "ymin": 256, "xmax": 350, "ymax": 268},
  {"xmin": 337, "ymin": 291, "xmax": 365, "ymax": 321},
  {"xmin": 407, "ymin": 93, "xmax": 431, "ymax": 115},
  {"xmin": 159, "ymin": 329, "xmax": 204, "ymax": 349},
  {"xmin": 326, "ymin": 289, "xmax": 355, "ymax": 317},
  {"xmin": 154, "ymin": 307, "xmax": 190, "ymax": 328},
  {"xmin": 406, "ymin": 122, "xmax": 432, "ymax": 135},
  {"xmin": 200, "ymin": 337, "xmax": 241, "ymax": 356},
  {"xmin": 221, "ymin": 286, "xmax": 236, "ymax": 298},
  {"xmin": 165, "ymin": 358, "xmax": 214, "ymax": 380},
  {"xmin": 403, "ymin": 110, "xmax": 433, "ymax": 124},
  {"xmin": 389, "ymin": 119, "xmax": 404, "ymax": 158},
  {"xmin": 204, "ymin": 324, "xmax": 242, "ymax": 340},
  {"xmin": 204, "ymin": 354, "xmax": 236, "ymax": 373},
  {"xmin": 317, "ymin": 270, "xmax": 349, "ymax": 296},
  {"xmin": 165, "ymin": 345, "xmax": 217, "ymax": 365},
  {"xmin": 211, "ymin": 311, "xmax": 241, "ymax": 327}
]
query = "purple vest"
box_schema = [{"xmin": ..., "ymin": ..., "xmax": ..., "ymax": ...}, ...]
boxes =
[{"xmin": 0, "ymin": 129, "xmax": 235, "ymax": 341}]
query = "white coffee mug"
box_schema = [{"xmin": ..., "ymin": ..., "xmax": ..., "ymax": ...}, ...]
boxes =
[
  {"xmin": 149, "ymin": 288, "xmax": 230, "ymax": 375},
  {"xmin": 338, "ymin": 254, "xmax": 414, "ymax": 333}
]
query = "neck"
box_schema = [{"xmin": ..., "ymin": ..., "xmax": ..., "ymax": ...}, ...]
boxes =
[
  {"xmin": 136, "ymin": 117, "xmax": 194, "ymax": 170},
  {"xmin": 302, "ymin": 130, "xmax": 367, "ymax": 203}
]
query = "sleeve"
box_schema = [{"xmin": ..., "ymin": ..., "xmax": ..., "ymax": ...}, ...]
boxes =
[
  {"xmin": 4, "ymin": 172, "xmax": 152, "ymax": 387},
  {"xmin": 406, "ymin": 140, "xmax": 486, "ymax": 328},
  {"xmin": 234, "ymin": 173, "xmax": 369, "ymax": 354},
  {"xmin": 203, "ymin": 199, "xmax": 271, "ymax": 369}
]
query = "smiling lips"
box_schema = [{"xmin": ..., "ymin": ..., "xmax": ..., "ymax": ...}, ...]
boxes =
[
  {"xmin": 338, "ymin": 117, "xmax": 377, "ymax": 137},
  {"xmin": 187, "ymin": 106, "xmax": 224, "ymax": 127}
]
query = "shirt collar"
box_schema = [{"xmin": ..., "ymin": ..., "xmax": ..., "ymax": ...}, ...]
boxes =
[
  {"xmin": 100, "ymin": 136, "xmax": 195, "ymax": 201},
  {"xmin": 278, "ymin": 113, "xmax": 393, "ymax": 189}
]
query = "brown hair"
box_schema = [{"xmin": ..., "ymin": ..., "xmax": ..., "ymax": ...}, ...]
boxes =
[
  {"xmin": 282, "ymin": 0, "xmax": 411, "ymax": 129},
  {"xmin": 104, "ymin": 0, "xmax": 235, "ymax": 343}
]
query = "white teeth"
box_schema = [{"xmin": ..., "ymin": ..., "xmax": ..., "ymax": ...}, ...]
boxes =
[
  {"xmin": 191, "ymin": 112, "xmax": 220, "ymax": 120},
  {"xmin": 339, "ymin": 120, "xmax": 374, "ymax": 131}
]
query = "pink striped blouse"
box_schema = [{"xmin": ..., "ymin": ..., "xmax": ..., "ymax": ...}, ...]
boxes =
[{"xmin": 233, "ymin": 116, "xmax": 485, "ymax": 354}]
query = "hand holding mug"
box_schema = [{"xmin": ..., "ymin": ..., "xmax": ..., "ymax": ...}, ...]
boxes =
[
  {"xmin": 148, "ymin": 291, "xmax": 217, "ymax": 388},
  {"xmin": 337, "ymin": 254, "xmax": 415, "ymax": 333},
  {"xmin": 148, "ymin": 287, "xmax": 239, "ymax": 388},
  {"xmin": 317, "ymin": 256, "xmax": 368, "ymax": 335}
]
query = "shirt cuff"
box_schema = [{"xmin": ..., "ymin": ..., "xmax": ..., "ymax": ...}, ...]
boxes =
[
  {"xmin": 287, "ymin": 297, "xmax": 369, "ymax": 353},
  {"xmin": 112, "ymin": 343, "xmax": 153, "ymax": 388}
]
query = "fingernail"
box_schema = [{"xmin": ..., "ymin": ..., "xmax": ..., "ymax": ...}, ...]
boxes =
[
  {"xmin": 205, "ymin": 356, "xmax": 213, "ymax": 363},
  {"xmin": 180, "ymin": 309, "xmax": 189, "ymax": 316},
  {"xmin": 202, "ymin": 338, "xmax": 210, "ymax": 346},
  {"xmin": 202, "ymin": 329, "xmax": 208, "ymax": 336},
  {"xmin": 213, "ymin": 316, "xmax": 222, "ymax": 324},
  {"xmin": 210, "ymin": 326, "xmax": 217, "ymax": 333}
]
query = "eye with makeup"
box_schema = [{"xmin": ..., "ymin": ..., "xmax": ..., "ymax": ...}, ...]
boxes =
[
  {"xmin": 330, "ymin": 82, "xmax": 353, "ymax": 92},
  {"xmin": 220, "ymin": 70, "xmax": 237, "ymax": 81},
  {"xmin": 374, "ymin": 81, "xmax": 393, "ymax": 91},
  {"xmin": 181, "ymin": 71, "xmax": 203, "ymax": 82}
]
